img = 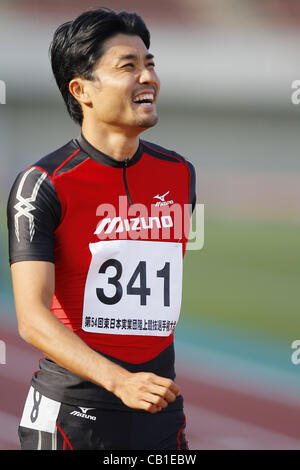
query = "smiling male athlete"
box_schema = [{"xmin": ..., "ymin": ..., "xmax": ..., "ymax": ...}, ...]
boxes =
[{"xmin": 7, "ymin": 7, "xmax": 196, "ymax": 450}]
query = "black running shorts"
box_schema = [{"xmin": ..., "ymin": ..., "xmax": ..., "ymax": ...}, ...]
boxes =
[{"xmin": 18, "ymin": 386, "xmax": 189, "ymax": 450}]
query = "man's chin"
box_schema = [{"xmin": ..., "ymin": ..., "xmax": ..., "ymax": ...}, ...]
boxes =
[{"xmin": 135, "ymin": 114, "xmax": 159, "ymax": 130}]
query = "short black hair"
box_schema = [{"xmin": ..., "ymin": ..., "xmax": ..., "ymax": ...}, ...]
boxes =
[{"xmin": 49, "ymin": 7, "xmax": 150, "ymax": 126}]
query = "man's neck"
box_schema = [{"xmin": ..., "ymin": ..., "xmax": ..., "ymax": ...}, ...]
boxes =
[{"xmin": 81, "ymin": 121, "xmax": 141, "ymax": 162}]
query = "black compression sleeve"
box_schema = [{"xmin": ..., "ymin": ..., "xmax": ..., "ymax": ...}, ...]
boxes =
[{"xmin": 7, "ymin": 167, "xmax": 61, "ymax": 265}]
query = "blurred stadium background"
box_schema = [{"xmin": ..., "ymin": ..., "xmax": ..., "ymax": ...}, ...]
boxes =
[{"xmin": 1, "ymin": 0, "xmax": 300, "ymax": 450}]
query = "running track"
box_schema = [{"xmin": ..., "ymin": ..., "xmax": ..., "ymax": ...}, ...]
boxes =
[{"xmin": 1, "ymin": 319, "xmax": 300, "ymax": 450}]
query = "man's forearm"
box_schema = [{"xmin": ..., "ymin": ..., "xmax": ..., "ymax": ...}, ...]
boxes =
[
  {"xmin": 19, "ymin": 306, "xmax": 180, "ymax": 413},
  {"xmin": 19, "ymin": 304, "xmax": 130, "ymax": 394}
]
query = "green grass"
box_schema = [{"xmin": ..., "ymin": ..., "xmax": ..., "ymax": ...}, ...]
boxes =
[{"xmin": 182, "ymin": 217, "xmax": 300, "ymax": 345}]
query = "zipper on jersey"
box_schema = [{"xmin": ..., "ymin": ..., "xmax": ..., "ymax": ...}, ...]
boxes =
[{"xmin": 123, "ymin": 157, "xmax": 133, "ymax": 207}]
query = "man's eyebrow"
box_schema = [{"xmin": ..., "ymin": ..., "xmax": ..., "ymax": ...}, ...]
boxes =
[{"xmin": 117, "ymin": 53, "xmax": 155, "ymax": 62}]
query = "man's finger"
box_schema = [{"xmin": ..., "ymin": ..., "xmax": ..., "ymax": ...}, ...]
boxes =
[
  {"xmin": 148, "ymin": 384, "xmax": 177, "ymax": 403},
  {"xmin": 152, "ymin": 376, "xmax": 181, "ymax": 396},
  {"xmin": 141, "ymin": 400, "xmax": 163, "ymax": 414},
  {"xmin": 142, "ymin": 392, "xmax": 168, "ymax": 409}
]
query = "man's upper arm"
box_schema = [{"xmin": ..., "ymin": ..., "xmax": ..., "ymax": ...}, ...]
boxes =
[
  {"xmin": 11, "ymin": 261, "xmax": 55, "ymax": 327},
  {"xmin": 7, "ymin": 166, "xmax": 61, "ymax": 324},
  {"xmin": 7, "ymin": 166, "xmax": 61, "ymax": 264}
]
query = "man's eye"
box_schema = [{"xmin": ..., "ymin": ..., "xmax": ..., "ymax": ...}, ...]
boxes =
[
  {"xmin": 147, "ymin": 62, "xmax": 155, "ymax": 67},
  {"xmin": 122, "ymin": 63, "xmax": 134, "ymax": 68}
]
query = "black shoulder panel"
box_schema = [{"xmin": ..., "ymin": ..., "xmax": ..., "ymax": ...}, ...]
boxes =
[
  {"xmin": 141, "ymin": 140, "xmax": 185, "ymax": 164},
  {"xmin": 142, "ymin": 140, "xmax": 197, "ymax": 215},
  {"xmin": 33, "ymin": 139, "xmax": 88, "ymax": 177},
  {"xmin": 7, "ymin": 167, "xmax": 61, "ymax": 265}
]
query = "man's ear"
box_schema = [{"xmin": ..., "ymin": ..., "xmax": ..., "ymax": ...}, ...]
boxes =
[{"xmin": 69, "ymin": 78, "xmax": 92, "ymax": 105}]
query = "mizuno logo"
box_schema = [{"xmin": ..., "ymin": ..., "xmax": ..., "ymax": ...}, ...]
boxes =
[
  {"xmin": 14, "ymin": 168, "xmax": 47, "ymax": 242},
  {"xmin": 153, "ymin": 191, "xmax": 174, "ymax": 207},
  {"xmin": 153, "ymin": 191, "xmax": 170, "ymax": 202},
  {"xmin": 70, "ymin": 407, "xmax": 96, "ymax": 421},
  {"xmin": 78, "ymin": 407, "xmax": 95, "ymax": 414},
  {"xmin": 94, "ymin": 215, "xmax": 173, "ymax": 235}
]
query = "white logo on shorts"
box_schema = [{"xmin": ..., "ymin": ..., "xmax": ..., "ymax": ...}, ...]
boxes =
[{"xmin": 70, "ymin": 407, "xmax": 96, "ymax": 421}]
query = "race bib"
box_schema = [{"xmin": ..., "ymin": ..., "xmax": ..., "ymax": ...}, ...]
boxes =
[{"xmin": 82, "ymin": 240, "xmax": 182, "ymax": 336}]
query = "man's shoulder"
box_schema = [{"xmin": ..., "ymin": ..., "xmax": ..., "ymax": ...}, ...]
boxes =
[
  {"xmin": 30, "ymin": 138, "xmax": 81, "ymax": 178},
  {"xmin": 141, "ymin": 139, "xmax": 195, "ymax": 172},
  {"xmin": 7, "ymin": 137, "xmax": 83, "ymax": 200},
  {"xmin": 141, "ymin": 139, "xmax": 186, "ymax": 163}
]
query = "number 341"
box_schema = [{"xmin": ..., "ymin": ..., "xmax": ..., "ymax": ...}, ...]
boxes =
[{"xmin": 96, "ymin": 259, "xmax": 170, "ymax": 307}]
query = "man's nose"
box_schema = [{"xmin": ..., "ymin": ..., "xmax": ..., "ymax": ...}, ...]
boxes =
[{"xmin": 138, "ymin": 67, "xmax": 155, "ymax": 84}]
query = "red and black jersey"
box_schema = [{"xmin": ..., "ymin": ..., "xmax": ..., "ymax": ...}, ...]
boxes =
[{"xmin": 7, "ymin": 131, "xmax": 196, "ymax": 408}]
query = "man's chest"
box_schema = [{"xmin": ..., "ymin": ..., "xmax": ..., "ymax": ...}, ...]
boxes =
[{"xmin": 54, "ymin": 161, "xmax": 189, "ymax": 247}]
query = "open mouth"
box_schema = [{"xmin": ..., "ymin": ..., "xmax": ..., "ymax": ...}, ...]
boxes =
[{"xmin": 132, "ymin": 92, "xmax": 155, "ymax": 106}]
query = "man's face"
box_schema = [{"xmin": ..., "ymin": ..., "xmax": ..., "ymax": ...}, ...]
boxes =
[{"xmin": 80, "ymin": 33, "xmax": 160, "ymax": 133}]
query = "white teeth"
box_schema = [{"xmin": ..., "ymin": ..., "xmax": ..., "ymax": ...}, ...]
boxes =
[{"xmin": 133, "ymin": 93, "xmax": 154, "ymax": 103}]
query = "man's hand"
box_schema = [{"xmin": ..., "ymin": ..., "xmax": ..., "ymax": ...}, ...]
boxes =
[{"xmin": 113, "ymin": 371, "xmax": 181, "ymax": 413}]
